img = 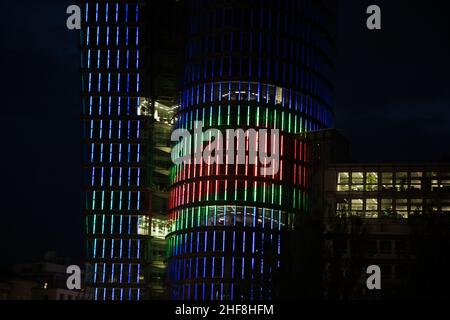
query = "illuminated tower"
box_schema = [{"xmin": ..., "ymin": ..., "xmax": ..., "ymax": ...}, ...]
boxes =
[
  {"xmin": 167, "ymin": 0, "xmax": 337, "ymax": 300},
  {"xmin": 81, "ymin": 0, "xmax": 184, "ymax": 300},
  {"xmin": 81, "ymin": 1, "xmax": 148, "ymax": 300}
]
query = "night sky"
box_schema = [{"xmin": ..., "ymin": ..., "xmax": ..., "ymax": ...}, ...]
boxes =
[{"xmin": 0, "ymin": 0, "xmax": 449, "ymax": 265}]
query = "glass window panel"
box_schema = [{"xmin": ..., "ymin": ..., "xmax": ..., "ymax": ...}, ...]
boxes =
[
  {"xmin": 351, "ymin": 184, "xmax": 364, "ymax": 191},
  {"xmin": 382, "ymin": 172, "xmax": 393, "ymax": 181},
  {"xmin": 381, "ymin": 172, "xmax": 394, "ymax": 190},
  {"xmin": 366, "ymin": 172, "xmax": 378, "ymax": 183},
  {"xmin": 366, "ymin": 199, "xmax": 378, "ymax": 211},
  {"xmin": 351, "ymin": 172, "xmax": 364, "ymax": 184},
  {"xmin": 337, "ymin": 185, "xmax": 349, "ymax": 192},
  {"xmin": 338, "ymin": 172, "xmax": 350, "ymax": 184},
  {"xmin": 395, "ymin": 173, "xmax": 408, "ymax": 191},
  {"xmin": 396, "ymin": 172, "xmax": 408, "ymax": 179},
  {"xmin": 394, "ymin": 199, "xmax": 408, "ymax": 218},
  {"xmin": 351, "ymin": 199, "xmax": 363, "ymax": 215},
  {"xmin": 365, "ymin": 171, "xmax": 378, "ymax": 191},
  {"xmin": 365, "ymin": 198, "xmax": 378, "ymax": 218},
  {"xmin": 381, "ymin": 199, "xmax": 394, "ymax": 217},
  {"xmin": 431, "ymin": 179, "xmax": 440, "ymax": 191}
]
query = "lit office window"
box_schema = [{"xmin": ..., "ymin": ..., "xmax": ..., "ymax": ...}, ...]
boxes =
[
  {"xmin": 442, "ymin": 178, "xmax": 450, "ymax": 189},
  {"xmin": 151, "ymin": 218, "xmax": 169, "ymax": 239},
  {"xmin": 431, "ymin": 178, "xmax": 440, "ymax": 191},
  {"xmin": 351, "ymin": 199, "xmax": 363, "ymax": 216},
  {"xmin": 351, "ymin": 172, "xmax": 364, "ymax": 191},
  {"xmin": 365, "ymin": 172, "xmax": 378, "ymax": 191},
  {"xmin": 137, "ymin": 216, "xmax": 149, "ymax": 235},
  {"xmin": 337, "ymin": 172, "xmax": 350, "ymax": 191},
  {"xmin": 381, "ymin": 172, "xmax": 394, "ymax": 191},
  {"xmin": 336, "ymin": 200, "xmax": 349, "ymax": 216},
  {"xmin": 410, "ymin": 172, "xmax": 423, "ymax": 191},
  {"xmin": 395, "ymin": 172, "xmax": 408, "ymax": 191},
  {"xmin": 365, "ymin": 199, "xmax": 378, "ymax": 218},
  {"xmin": 442, "ymin": 200, "xmax": 450, "ymax": 214},
  {"xmin": 395, "ymin": 199, "xmax": 408, "ymax": 218}
]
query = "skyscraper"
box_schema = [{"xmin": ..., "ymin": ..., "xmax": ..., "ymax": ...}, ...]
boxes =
[
  {"xmin": 79, "ymin": 0, "xmax": 450, "ymax": 303},
  {"xmin": 167, "ymin": 0, "xmax": 337, "ymax": 300},
  {"xmin": 81, "ymin": 1, "xmax": 148, "ymax": 300},
  {"xmin": 81, "ymin": 0, "xmax": 184, "ymax": 300}
]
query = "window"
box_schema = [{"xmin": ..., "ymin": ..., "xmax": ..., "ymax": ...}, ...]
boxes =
[
  {"xmin": 381, "ymin": 172, "xmax": 393, "ymax": 191},
  {"xmin": 395, "ymin": 199, "xmax": 408, "ymax": 218},
  {"xmin": 351, "ymin": 199, "xmax": 363, "ymax": 216},
  {"xmin": 410, "ymin": 199, "xmax": 423, "ymax": 215},
  {"xmin": 337, "ymin": 184, "xmax": 349, "ymax": 192},
  {"xmin": 365, "ymin": 199, "xmax": 378, "ymax": 218},
  {"xmin": 337, "ymin": 172, "xmax": 350, "ymax": 191},
  {"xmin": 351, "ymin": 172, "xmax": 364, "ymax": 191},
  {"xmin": 395, "ymin": 172, "xmax": 408, "ymax": 191},
  {"xmin": 381, "ymin": 199, "xmax": 394, "ymax": 217},
  {"xmin": 338, "ymin": 172, "xmax": 350, "ymax": 184},
  {"xmin": 442, "ymin": 179, "xmax": 450, "ymax": 190},
  {"xmin": 150, "ymin": 218, "xmax": 167, "ymax": 239},
  {"xmin": 424, "ymin": 199, "xmax": 439, "ymax": 214},
  {"xmin": 431, "ymin": 178, "xmax": 440, "ymax": 191},
  {"xmin": 442, "ymin": 200, "xmax": 450, "ymax": 213},
  {"xmin": 365, "ymin": 172, "xmax": 378, "ymax": 191},
  {"xmin": 337, "ymin": 199, "xmax": 349, "ymax": 216},
  {"xmin": 352, "ymin": 172, "xmax": 364, "ymax": 184},
  {"xmin": 410, "ymin": 172, "xmax": 422, "ymax": 190},
  {"xmin": 275, "ymin": 87, "xmax": 283, "ymax": 105}
]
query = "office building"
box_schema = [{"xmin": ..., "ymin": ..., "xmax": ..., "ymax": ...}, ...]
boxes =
[
  {"xmin": 81, "ymin": 0, "xmax": 184, "ymax": 300},
  {"xmin": 166, "ymin": 0, "xmax": 338, "ymax": 300},
  {"xmin": 302, "ymin": 129, "xmax": 450, "ymax": 299}
]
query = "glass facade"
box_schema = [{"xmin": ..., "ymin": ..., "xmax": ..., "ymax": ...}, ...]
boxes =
[
  {"xmin": 81, "ymin": 1, "xmax": 150, "ymax": 300},
  {"xmin": 335, "ymin": 168, "xmax": 450, "ymax": 218},
  {"xmin": 167, "ymin": 0, "xmax": 337, "ymax": 300}
]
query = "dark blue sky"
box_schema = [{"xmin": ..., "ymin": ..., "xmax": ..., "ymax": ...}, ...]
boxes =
[
  {"xmin": 0, "ymin": 1, "xmax": 82, "ymax": 265},
  {"xmin": 0, "ymin": 0, "xmax": 449, "ymax": 265},
  {"xmin": 336, "ymin": 1, "xmax": 450, "ymax": 162}
]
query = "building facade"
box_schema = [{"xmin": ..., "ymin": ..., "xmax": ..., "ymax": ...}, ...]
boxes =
[
  {"xmin": 301, "ymin": 129, "xmax": 450, "ymax": 299},
  {"xmin": 327, "ymin": 164, "xmax": 450, "ymax": 219},
  {"xmin": 81, "ymin": 0, "xmax": 184, "ymax": 300},
  {"xmin": 79, "ymin": 1, "xmax": 450, "ymax": 301},
  {"xmin": 322, "ymin": 163, "xmax": 450, "ymax": 299},
  {"xmin": 166, "ymin": 0, "xmax": 337, "ymax": 300}
]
